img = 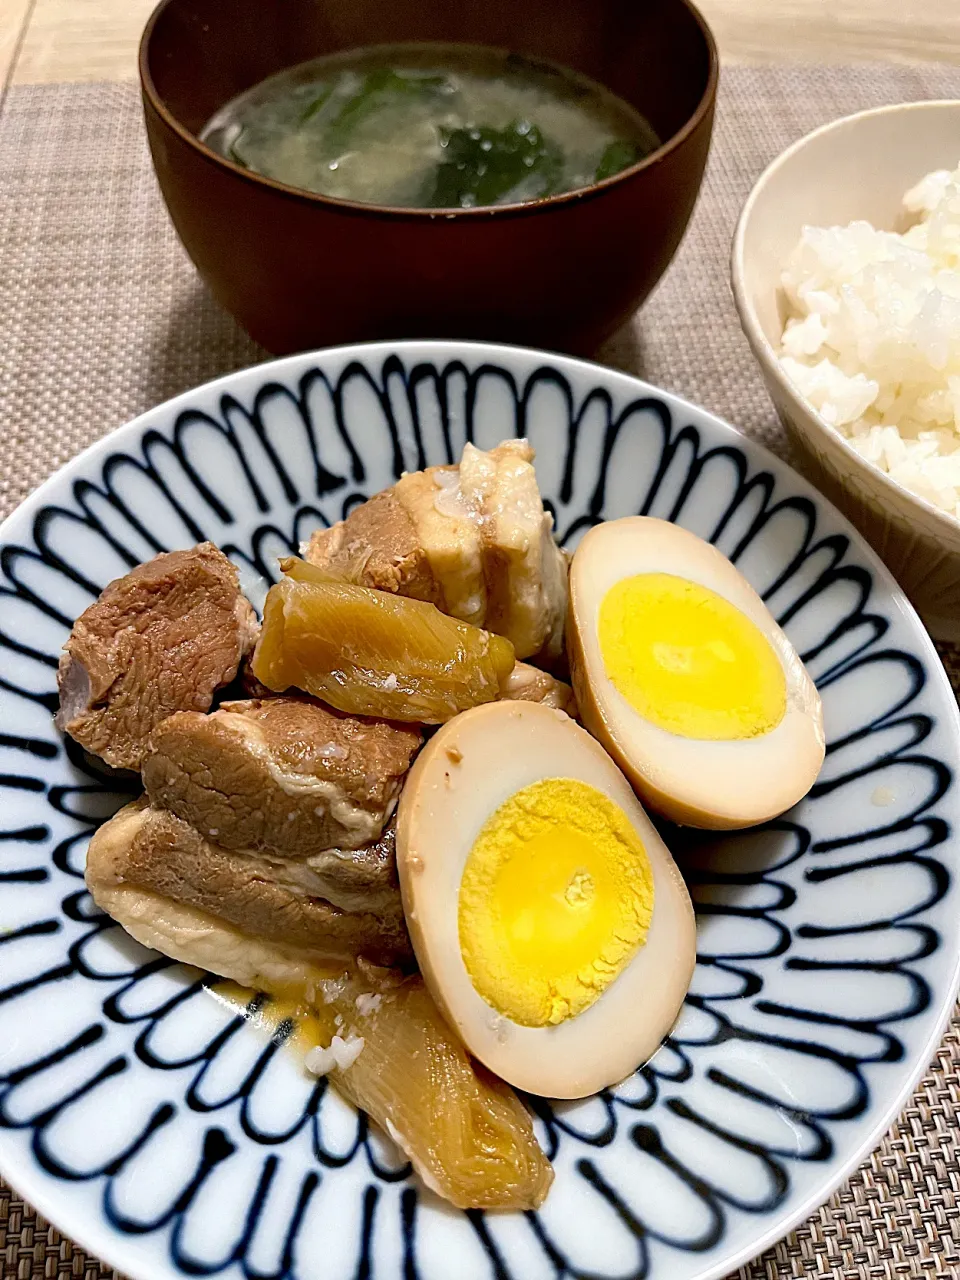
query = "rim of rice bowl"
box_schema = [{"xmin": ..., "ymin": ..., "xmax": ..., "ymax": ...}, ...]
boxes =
[{"xmin": 732, "ymin": 99, "xmax": 960, "ymax": 540}]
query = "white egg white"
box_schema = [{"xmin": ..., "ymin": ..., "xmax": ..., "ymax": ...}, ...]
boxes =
[
  {"xmin": 567, "ymin": 517, "xmax": 825, "ymax": 829},
  {"xmin": 396, "ymin": 700, "xmax": 696, "ymax": 1099}
]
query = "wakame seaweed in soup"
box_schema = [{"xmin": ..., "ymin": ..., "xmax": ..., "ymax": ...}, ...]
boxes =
[{"xmin": 200, "ymin": 46, "xmax": 660, "ymax": 209}]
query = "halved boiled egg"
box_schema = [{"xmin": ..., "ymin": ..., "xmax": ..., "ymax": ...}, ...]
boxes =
[
  {"xmin": 396, "ymin": 700, "xmax": 695, "ymax": 1099},
  {"xmin": 567, "ymin": 517, "xmax": 824, "ymax": 829}
]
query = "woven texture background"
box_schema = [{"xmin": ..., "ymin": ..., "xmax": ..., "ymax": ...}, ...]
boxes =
[{"xmin": 1, "ymin": 63, "xmax": 960, "ymax": 1280}]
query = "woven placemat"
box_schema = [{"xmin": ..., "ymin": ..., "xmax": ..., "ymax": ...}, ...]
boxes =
[{"xmin": 1, "ymin": 63, "xmax": 959, "ymax": 1280}]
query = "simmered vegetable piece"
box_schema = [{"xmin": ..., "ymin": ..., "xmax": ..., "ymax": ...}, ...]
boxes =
[
  {"xmin": 252, "ymin": 559, "xmax": 516, "ymax": 722},
  {"xmin": 216, "ymin": 969, "xmax": 553, "ymax": 1210}
]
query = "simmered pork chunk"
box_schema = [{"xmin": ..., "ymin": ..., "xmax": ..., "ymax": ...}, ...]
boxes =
[
  {"xmin": 57, "ymin": 544, "xmax": 257, "ymax": 770},
  {"xmin": 142, "ymin": 697, "xmax": 421, "ymax": 854},
  {"xmin": 86, "ymin": 799, "xmax": 412, "ymax": 970},
  {"xmin": 310, "ymin": 488, "xmax": 440, "ymax": 603}
]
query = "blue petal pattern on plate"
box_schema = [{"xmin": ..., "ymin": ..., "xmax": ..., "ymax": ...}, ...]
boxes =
[{"xmin": 0, "ymin": 342, "xmax": 957, "ymax": 1280}]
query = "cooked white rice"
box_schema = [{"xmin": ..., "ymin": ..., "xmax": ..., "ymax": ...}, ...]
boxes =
[{"xmin": 778, "ymin": 162, "xmax": 960, "ymax": 520}]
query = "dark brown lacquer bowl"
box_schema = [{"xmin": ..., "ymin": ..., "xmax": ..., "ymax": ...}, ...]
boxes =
[{"xmin": 140, "ymin": 0, "xmax": 718, "ymax": 355}]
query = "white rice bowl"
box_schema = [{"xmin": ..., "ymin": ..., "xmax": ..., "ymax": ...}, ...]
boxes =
[{"xmin": 778, "ymin": 162, "xmax": 960, "ymax": 521}]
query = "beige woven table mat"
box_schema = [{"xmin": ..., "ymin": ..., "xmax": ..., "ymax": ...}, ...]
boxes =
[{"xmin": 2, "ymin": 63, "xmax": 960, "ymax": 1280}]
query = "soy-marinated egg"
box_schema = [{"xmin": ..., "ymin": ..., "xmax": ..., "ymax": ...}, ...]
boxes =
[
  {"xmin": 567, "ymin": 517, "xmax": 824, "ymax": 829},
  {"xmin": 396, "ymin": 700, "xmax": 696, "ymax": 1099}
]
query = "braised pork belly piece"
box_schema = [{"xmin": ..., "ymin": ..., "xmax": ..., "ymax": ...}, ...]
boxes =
[
  {"xmin": 86, "ymin": 799, "xmax": 412, "ymax": 971},
  {"xmin": 305, "ymin": 440, "xmax": 568, "ymax": 662},
  {"xmin": 312, "ymin": 487, "xmax": 440, "ymax": 603},
  {"xmin": 57, "ymin": 544, "xmax": 257, "ymax": 770},
  {"xmin": 142, "ymin": 697, "xmax": 421, "ymax": 854}
]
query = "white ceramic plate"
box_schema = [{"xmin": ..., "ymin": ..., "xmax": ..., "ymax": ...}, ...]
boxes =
[{"xmin": 1, "ymin": 341, "xmax": 958, "ymax": 1280}]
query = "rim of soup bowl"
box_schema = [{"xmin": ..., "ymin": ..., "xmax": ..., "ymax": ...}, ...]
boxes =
[{"xmin": 138, "ymin": 0, "xmax": 719, "ymax": 221}]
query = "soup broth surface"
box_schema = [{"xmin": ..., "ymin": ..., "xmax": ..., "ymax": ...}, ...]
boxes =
[{"xmin": 201, "ymin": 45, "xmax": 660, "ymax": 208}]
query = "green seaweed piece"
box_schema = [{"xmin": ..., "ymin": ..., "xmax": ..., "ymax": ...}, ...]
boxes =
[
  {"xmin": 426, "ymin": 121, "xmax": 564, "ymax": 208},
  {"xmin": 594, "ymin": 139, "xmax": 642, "ymax": 182}
]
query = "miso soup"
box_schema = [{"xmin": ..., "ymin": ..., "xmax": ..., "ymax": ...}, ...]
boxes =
[{"xmin": 201, "ymin": 45, "xmax": 660, "ymax": 209}]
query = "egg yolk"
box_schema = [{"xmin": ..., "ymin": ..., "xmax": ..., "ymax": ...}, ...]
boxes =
[
  {"xmin": 458, "ymin": 778, "xmax": 654, "ymax": 1028},
  {"xmin": 598, "ymin": 573, "xmax": 786, "ymax": 740}
]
